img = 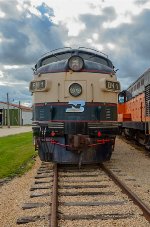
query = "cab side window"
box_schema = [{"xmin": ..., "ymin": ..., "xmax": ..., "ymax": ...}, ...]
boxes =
[
  {"xmin": 118, "ymin": 91, "xmax": 126, "ymax": 103},
  {"xmin": 118, "ymin": 95, "xmax": 125, "ymax": 103}
]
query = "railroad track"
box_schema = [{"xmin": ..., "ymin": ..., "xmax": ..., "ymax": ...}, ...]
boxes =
[
  {"xmin": 17, "ymin": 162, "xmax": 53, "ymax": 226},
  {"xmin": 17, "ymin": 162, "xmax": 150, "ymax": 226},
  {"xmin": 51, "ymin": 164, "xmax": 150, "ymax": 227},
  {"xmin": 119, "ymin": 135, "xmax": 150, "ymax": 155}
]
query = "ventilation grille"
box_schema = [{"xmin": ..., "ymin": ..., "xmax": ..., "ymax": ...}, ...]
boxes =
[
  {"xmin": 145, "ymin": 84, "xmax": 150, "ymax": 116},
  {"xmin": 48, "ymin": 122, "xmax": 64, "ymax": 129},
  {"xmin": 105, "ymin": 108, "xmax": 111, "ymax": 119}
]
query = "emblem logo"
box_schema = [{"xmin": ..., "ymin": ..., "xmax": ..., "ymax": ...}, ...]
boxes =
[{"xmin": 66, "ymin": 100, "xmax": 85, "ymax": 112}]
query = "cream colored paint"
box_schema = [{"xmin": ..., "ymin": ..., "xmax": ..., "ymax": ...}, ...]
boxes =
[{"xmin": 31, "ymin": 70, "xmax": 120, "ymax": 104}]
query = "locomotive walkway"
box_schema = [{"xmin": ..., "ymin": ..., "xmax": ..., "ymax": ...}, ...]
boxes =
[{"xmin": 0, "ymin": 126, "xmax": 32, "ymax": 137}]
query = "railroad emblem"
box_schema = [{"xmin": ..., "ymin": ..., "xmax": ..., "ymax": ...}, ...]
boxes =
[{"xmin": 66, "ymin": 100, "xmax": 85, "ymax": 112}]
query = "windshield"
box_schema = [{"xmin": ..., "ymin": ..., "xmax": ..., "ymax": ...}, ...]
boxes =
[
  {"xmin": 39, "ymin": 51, "xmax": 111, "ymax": 68},
  {"xmin": 78, "ymin": 52, "xmax": 108, "ymax": 66},
  {"xmin": 41, "ymin": 52, "xmax": 72, "ymax": 66}
]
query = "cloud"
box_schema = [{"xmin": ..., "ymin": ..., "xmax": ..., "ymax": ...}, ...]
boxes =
[
  {"xmin": 1, "ymin": 66, "xmax": 32, "ymax": 82},
  {"xmin": 65, "ymin": 7, "xmax": 150, "ymax": 88},
  {"xmin": 103, "ymin": 9, "xmax": 150, "ymax": 80},
  {"xmin": 0, "ymin": 0, "xmax": 150, "ymax": 104},
  {"xmin": 134, "ymin": 0, "xmax": 149, "ymax": 6},
  {"xmin": 0, "ymin": 83, "xmax": 32, "ymax": 106},
  {"xmin": 0, "ymin": 0, "xmax": 63, "ymax": 105},
  {"xmin": 0, "ymin": 1, "xmax": 63, "ymax": 66},
  {"xmin": 36, "ymin": 2, "xmax": 54, "ymax": 17}
]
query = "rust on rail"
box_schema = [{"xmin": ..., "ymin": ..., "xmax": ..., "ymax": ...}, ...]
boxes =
[
  {"xmin": 50, "ymin": 163, "xmax": 58, "ymax": 227},
  {"xmin": 102, "ymin": 164, "xmax": 150, "ymax": 223}
]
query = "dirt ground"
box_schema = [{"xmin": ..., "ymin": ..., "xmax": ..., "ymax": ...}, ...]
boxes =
[
  {"xmin": 0, "ymin": 134, "xmax": 150, "ymax": 227},
  {"xmin": 0, "ymin": 126, "xmax": 32, "ymax": 137}
]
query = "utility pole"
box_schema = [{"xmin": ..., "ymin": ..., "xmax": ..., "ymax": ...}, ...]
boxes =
[
  {"xmin": 18, "ymin": 101, "xmax": 20, "ymax": 126},
  {"xmin": 7, "ymin": 92, "xmax": 10, "ymax": 128}
]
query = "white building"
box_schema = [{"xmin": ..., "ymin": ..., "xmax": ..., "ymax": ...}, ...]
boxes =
[{"xmin": 0, "ymin": 102, "xmax": 32, "ymax": 126}]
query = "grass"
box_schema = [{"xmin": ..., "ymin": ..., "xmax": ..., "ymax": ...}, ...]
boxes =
[{"xmin": 0, "ymin": 132, "xmax": 37, "ymax": 179}]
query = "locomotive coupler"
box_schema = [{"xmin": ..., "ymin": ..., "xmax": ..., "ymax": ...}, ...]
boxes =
[{"xmin": 69, "ymin": 134, "xmax": 90, "ymax": 153}]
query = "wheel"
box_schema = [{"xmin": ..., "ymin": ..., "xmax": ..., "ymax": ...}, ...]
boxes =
[
  {"xmin": 123, "ymin": 128, "xmax": 131, "ymax": 140},
  {"xmin": 144, "ymin": 135, "xmax": 150, "ymax": 151},
  {"xmin": 145, "ymin": 145, "xmax": 150, "ymax": 151}
]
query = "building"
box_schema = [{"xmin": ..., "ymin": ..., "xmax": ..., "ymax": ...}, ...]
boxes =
[{"xmin": 0, "ymin": 102, "xmax": 32, "ymax": 126}]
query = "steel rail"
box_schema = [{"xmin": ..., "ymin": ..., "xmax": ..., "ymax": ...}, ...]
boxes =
[
  {"xmin": 50, "ymin": 163, "xmax": 58, "ymax": 227},
  {"xmin": 102, "ymin": 164, "xmax": 150, "ymax": 223}
]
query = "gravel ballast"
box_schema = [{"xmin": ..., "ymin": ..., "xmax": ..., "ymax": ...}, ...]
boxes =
[
  {"xmin": 0, "ymin": 136, "xmax": 150, "ymax": 226},
  {"xmin": 0, "ymin": 158, "xmax": 41, "ymax": 226},
  {"xmin": 105, "ymin": 136, "xmax": 150, "ymax": 208}
]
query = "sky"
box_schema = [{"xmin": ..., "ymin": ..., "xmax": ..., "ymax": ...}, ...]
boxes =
[{"xmin": 0, "ymin": 0, "xmax": 150, "ymax": 106}]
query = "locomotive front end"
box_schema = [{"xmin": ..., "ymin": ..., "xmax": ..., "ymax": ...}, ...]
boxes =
[{"xmin": 30, "ymin": 47, "xmax": 120, "ymax": 165}]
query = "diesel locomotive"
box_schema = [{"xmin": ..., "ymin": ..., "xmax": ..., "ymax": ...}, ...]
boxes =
[
  {"xmin": 29, "ymin": 47, "xmax": 120, "ymax": 165},
  {"xmin": 118, "ymin": 68, "xmax": 150, "ymax": 149}
]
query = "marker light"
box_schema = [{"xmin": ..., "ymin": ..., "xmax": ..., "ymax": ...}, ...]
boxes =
[
  {"xmin": 50, "ymin": 131, "xmax": 56, "ymax": 137},
  {"xmin": 97, "ymin": 131, "xmax": 102, "ymax": 137}
]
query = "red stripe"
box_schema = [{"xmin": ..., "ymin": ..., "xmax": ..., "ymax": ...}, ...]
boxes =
[
  {"xmin": 35, "ymin": 69, "xmax": 113, "ymax": 74},
  {"xmin": 33, "ymin": 120, "xmax": 118, "ymax": 123},
  {"xmin": 34, "ymin": 102, "xmax": 117, "ymax": 107}
]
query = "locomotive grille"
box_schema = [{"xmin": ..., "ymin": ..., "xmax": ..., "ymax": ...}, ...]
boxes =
[
  {"xmin": 88, "ymin": 122, "xmax": 118, "ymax": 128},
  {"xmin": 105, "ymin": 108, "xmax": 111, "ymax": 119},
  {"xmin": 65, "ymin": 122, "xmax": 88, "ymax": 134},
  {"xmin": 48, "ymin": 122, "xmax": 64, "ymax": 129},
  {"xmin": 39, "ymin": 107, "xmax": 45, "ymax": 120},
  {"xmin": 145, "ymin": 84, "xmax": 150, "ymax": 116}
]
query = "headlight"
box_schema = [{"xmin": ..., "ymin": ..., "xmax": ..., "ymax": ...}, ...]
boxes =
[
  {"xmin": 68, "ymin": 56, "xmax": 84, "ymax": 71},
  {"xmin": 69, "ymin": 83, "xmax": 82, "ymax": 97}
]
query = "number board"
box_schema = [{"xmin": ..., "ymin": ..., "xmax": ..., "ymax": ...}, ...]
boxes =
[{"xmin": 106, "ymin": 80, "xmax": 120, "ymax": 91}]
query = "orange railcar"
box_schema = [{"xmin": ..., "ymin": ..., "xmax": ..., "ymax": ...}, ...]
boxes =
[{"xmin": 118, "ymin": 68, "xmax": 150, "ymax": 149}]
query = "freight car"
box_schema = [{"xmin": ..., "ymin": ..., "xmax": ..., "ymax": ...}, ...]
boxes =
[
  {"xmin": 29, "ymin": 47, "xmax": 120, "ymax": 165},
  {"xmin": 118, "ymin": 68, "xmax": 150, "ymax": 149}
]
